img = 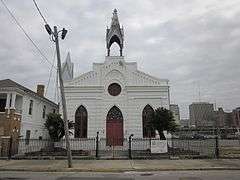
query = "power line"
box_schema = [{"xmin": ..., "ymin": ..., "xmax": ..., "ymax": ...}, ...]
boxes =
[
  {"xmin": 54, "ymin": 69, "xmax": 58, "ymax": 103},
  {"xmin": 0, "ymin": 0, "xmax": 56, "ymax": 69},
  {"xmin": 45, "ymin": 48, "xmax": 57, "ymax": 97},
  {"xmin": 32, "ymin": 0, "xmax": 48, "ymax": 24},
  {"xmin": 54, "ymin": 63, "xmax": 59, "ymax": 103},
  {"xmin": 32, "ymin": 0, "xmax": 61, "ymax": 104}
]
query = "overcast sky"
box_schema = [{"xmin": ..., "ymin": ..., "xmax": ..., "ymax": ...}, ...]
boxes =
[{"xmin": 1, "ymin": 0, "xmax": 240, "ymax": 118}]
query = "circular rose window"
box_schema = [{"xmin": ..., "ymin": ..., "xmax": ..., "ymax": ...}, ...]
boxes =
[{"xmin": 108, "ymin": 83, "xmax": 121, "ymax": 96}]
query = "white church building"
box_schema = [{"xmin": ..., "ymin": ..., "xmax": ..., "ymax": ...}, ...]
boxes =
[{"xmin": 62, "ymin": 9, "xmax": 170, "ymax": 146}]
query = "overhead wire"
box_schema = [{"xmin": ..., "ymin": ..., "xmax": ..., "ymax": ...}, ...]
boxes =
[
  {"xmin": 32, "ymin": 0, "xmax": 61, "ymax": 103},
  {"xmin": 0, "ymin": 0, "xmax": 56, "ymax": 69},
  {"xmin": 45, "ymin": 47, "xmax": 57, "ymax": 97},
  {"xmin": 54, "ymin": 67, "xmax": 59, "ymax": 103},
  {"xmin": 32, "ymin": 0, "xmax": 48, "ymax": 24}
]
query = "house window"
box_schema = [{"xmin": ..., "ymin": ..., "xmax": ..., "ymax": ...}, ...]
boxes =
[
  {"xmin": 52, "ymin": 109, "xmax": 56, "ymax": 114},
  {"xmin": 0, "ymin": 99, "xmax": 6, "ymax": 112},
  {"xmin": 25, "ymin": 130, "xmax": 31, "ymax": 145},
  {"xmin": 28, "ymin": 100, "xmax": 33, "ymax": 115},
  {"xmin": 42, "ymin": 105, "xmax": 46, "ymax": 118}
]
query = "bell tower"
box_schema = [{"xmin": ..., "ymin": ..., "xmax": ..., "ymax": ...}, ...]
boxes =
[{"xmin": 106, "ymin": 9, "xmax": 124, "ymax": 56}]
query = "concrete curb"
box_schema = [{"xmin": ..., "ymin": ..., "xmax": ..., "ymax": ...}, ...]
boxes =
[{"xmin": 0, "ymin": 167, "xmax": 240, "ymax": 172}]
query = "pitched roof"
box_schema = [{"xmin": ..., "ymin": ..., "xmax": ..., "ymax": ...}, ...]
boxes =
[{"xmin": 0, "ymin": 79, "xmax": 57, "ymax": 106}]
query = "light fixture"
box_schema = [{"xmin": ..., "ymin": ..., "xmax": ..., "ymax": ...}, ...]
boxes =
[
  {"xmin": 45, "ymin": 24, "xmax": 52, "ymax": 35},
  {"xmin": 61, "ymin": 28, "xmax": 67, "ymax": 39}
]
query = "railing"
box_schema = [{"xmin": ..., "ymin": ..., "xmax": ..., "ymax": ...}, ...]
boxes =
[
  {"xmin": 16, "ymin": 138, "xmax": 96, "ymax": 157},
  {"xmin": 2, "ymin": 135, "xmax": 239, "ymax": 159}
]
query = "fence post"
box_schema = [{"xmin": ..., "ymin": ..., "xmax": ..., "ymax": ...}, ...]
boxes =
[
  {"xmin": 128, "ymin": 134, "xmax": 134, "ymax": 159},
  {"xmin": 215, "ymin": 135, "xmax": 219, "ymax": 159},
  {"xmin": 8, "ymin": 136, "xmax": 13, "ymax": 160},
  {"xmin": 96, "ymin": 131, "xmax": 99, "ymax": 159},
  {"xmin": 172, "ymin": 137, "xmax": 175, "ymax": 156}
]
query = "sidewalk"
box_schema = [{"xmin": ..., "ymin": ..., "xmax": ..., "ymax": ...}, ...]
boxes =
[{"xmin": 0, "ymin": 159, "xmax": 240, "ymax": 172}]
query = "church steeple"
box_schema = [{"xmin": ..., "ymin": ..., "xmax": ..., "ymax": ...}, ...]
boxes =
[
  {"xmin": 62, "ymin": 52, "xmax": 74, "ymax": 81},
  {"xmin": 106, "ymin": 9, "xmax": 124, "ymax": 56}
]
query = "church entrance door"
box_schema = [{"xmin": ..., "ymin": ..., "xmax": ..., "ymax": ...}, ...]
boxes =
[{"xmin": 106, "ymin": 106, "xmax": 123, "ymax": 146}]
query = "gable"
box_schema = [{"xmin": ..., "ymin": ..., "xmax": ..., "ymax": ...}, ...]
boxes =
[
  {"xmin": 65, "ymin": 56, "xmax": 169, "ymax": 87},
  {"xmin": 128, "ymin": 70, "xmax": 168, "ymax": 86},
  {"xmin": 65, "ymin": 71, "xmax": 99, "ymax": 87}
]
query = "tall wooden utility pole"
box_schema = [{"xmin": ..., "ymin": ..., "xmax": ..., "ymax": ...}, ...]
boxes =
[{"xmin": 53, "ymin": 26, "xmax": 72, "ymax": 168}]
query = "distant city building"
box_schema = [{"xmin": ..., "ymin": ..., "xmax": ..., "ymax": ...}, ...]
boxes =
[
  {"xmin": 170, "ymin": 104, "xmax": 180, "ymax": 125},
  {"xmin": 214, "ymin": 107, "xmax": 232, "ymax": 128},
  {"xmin": 214, "ymin": 108, "xmax": 226, "ymax": 127},
  {"xmin": 232, "ymin": 107, "xmax": 240, "ymax": 128},
  {"xmin": 189, "ymin": 102, "xmax": 214, "ymax": 128},
  {"xmin": 180, "ymin": 118, "xmax": 189, "ymax": 128}
]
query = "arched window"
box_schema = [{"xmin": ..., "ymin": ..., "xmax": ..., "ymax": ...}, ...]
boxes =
[
  {"xmin": 107, "ymin": 106, "xmax": 123, "ymax": 121},
  {"xmin": 142, "ymin": 105, "xmax": 155, "ymax": 138},
  {"xmin": 75, "ymin": 105, "xmax": 87, "ymax": 138}
]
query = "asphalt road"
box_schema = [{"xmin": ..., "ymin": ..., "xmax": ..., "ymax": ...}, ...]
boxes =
[{"xmin": 0, "ymin": 171, "xmax": 240, "ymax": 180}]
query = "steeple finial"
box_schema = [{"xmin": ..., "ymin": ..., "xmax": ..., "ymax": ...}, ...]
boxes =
[{"xmin": 106, "ymin": 9, "xmax": 124, "ymax": 56}]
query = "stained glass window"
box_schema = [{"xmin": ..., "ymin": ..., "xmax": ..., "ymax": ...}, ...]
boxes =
[
  {"xmin": 75, "ymin": 105, "xmax": 88, "ymax": 138},
  {"xmin": 142, "ymin": 105, "xmax": 155, "ymax": 138},
  {"xmin": 107, "ymin": 106, "xmax": 123, "ymax": 121}
]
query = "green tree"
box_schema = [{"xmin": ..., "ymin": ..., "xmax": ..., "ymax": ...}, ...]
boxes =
[
  {"xmin": 151, "ymin": 107, "xmax": 178, "ymax": 140},
  {"xmin": 44, "ymin": 113, "xmax": 73, "ymax": 142}
]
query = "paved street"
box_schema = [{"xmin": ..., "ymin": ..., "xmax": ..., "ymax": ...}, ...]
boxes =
[{"xmin": 0, "ymin": 170, "xmax": 240, "ymax": 180}]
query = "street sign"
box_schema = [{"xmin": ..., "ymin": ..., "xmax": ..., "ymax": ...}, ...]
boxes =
[{"xmin": 151, "ymin": 139, "xmax": 168, "ymax": 153}]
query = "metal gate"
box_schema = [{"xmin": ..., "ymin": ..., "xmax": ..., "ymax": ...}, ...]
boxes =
[{"xmin": 98, "ymin": 138, "xmax": 128, "ymax": 159}]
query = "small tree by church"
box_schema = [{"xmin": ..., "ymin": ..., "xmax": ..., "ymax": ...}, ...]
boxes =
[
  {"xmin": 45, "ymin": 113, "xmax": 73, "ymax": 142},
  {"xmin": 151, "ymin": 107, "xmax": 178, "ymax": 140}
]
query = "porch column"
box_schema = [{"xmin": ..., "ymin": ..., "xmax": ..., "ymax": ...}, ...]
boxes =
[
  {"xmin": 10, "ymin": 92, "xmax": 16, "ymax": 109},
  {"xmin": 5, "ymin": 93, "xmax": 11, "ymax": 114}
]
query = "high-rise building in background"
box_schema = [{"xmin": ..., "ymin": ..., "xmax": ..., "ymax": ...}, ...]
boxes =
[
  {"xmin": 232, "ymin": 107, "xmax": 240, "ymax": 128},
  {"xmin": 180, "ymin": 118, "xmax": 189, "ymax": 128},
  {"xmin": 189, "ymin": 102, "xmax": 214, "ymax": 128},
  {"xmin": 214, "ymin": 107, "xmax": 232, "ymax": 128},
  {"xmin": 170, "ymin": 104, "xmax": 180, "ymax": 126}
]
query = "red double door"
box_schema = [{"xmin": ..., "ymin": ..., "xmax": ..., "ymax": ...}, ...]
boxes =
[
  {"xmin": 106, "ymin": 106, "xmax": 124, "ymax": 146},
  {"xmin": 106, "ymin": 120, "xmax": 123, "ymax": 146}
]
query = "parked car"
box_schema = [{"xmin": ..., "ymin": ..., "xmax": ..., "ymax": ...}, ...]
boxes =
[
  {"xmin": 226, "ymin": 134, "xmax": 239, "ymax": 139},
  {"xmin": 193, "ymin": 134, "xmax": 206, "ymax": 139},
  {"xmin": 179, "ymin": 134, "xmax": 194, "ymax": 139}
]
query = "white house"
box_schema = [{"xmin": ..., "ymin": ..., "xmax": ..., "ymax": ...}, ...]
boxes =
[
  {"xmin": 0, "ymin": 79, "xmax": 58, "ymax": 140},
  {"xmin": 62, "ymin": 9, "xmax": 170, "ymax": 146}
]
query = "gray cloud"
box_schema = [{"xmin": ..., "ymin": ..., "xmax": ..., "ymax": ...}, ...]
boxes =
[{"xmin": 1, "ymin": 0, "xmax": 240, "ymax": 118}]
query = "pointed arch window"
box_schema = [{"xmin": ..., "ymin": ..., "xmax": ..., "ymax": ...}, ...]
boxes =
[
  {"xmin": 107, "ymin": 106, "xmax": 123, "ymax": 121},
  {"xmin": 75, "ymin": 105, "xmax": 88, "ymax": 138},
  {"xmin": 142, "ymin": 105, "xmax": 155, "ymax": 138}
]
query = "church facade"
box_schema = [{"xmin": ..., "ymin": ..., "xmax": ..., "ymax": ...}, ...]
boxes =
[{"xmin": 63, "ymin": 10, "xmax": 170, "ymax": 145}]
